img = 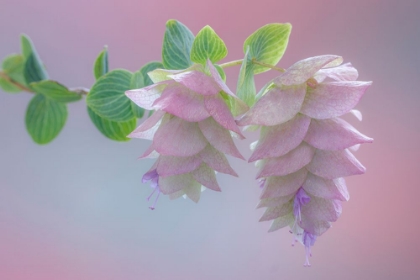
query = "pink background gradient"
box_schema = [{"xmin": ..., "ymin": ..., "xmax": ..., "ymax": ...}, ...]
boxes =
[{"xmin": 0, "ymin": 0, "xmax": 419, "ymax": 279}]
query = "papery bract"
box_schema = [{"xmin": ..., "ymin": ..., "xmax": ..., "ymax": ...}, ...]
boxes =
[
  {"xmin": 126, "ymin": 60, "xmax": 248, "ymax": 208},
  {"xmin": 239, "ymin": 55, "xmax": 373, "ymax": 266}
]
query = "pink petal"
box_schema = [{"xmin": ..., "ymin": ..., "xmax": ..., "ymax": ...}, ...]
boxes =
[
  {"xmin": 256, "ymin": 143, "xmax": 315, "ymax": 179},
  {"xmin": 169, "ymin": 71, "xmax": 220, "ymax": 95},
  {"xmin": 268, "ymin": 213, "xmax": 294, "ymax": 232},
  {"xmin": 237, "ymin": 84, "xmax": 306, "ymax": 126},
  {"xmin": 154, "ymin": 116, "xmax": 208, "ymax": 157},
  {"xmin": 158, "ymin": 173, "xmax": 195, "ymax": 194},
  {"xmin": 152, "ymin": 85, "xmax": 210, "ymax": 122},
  {"xmin": 314, "ymin": 62, "xmax": 358, "ymax": 82},
  {"xmin": 125, "ymin": 81, "xmax": 172, "ymax": 110},
  {"xmin": 192, "ymin": 163, "xmax": 221, "ymax": 192},
  {"xmin": 257, "ymin": 194, "xmax": 295, "ymax": 209},
  {"xmin": 249, "ymin": 114, "xmax": 311, "ymax": 162},
  {"xmin": 274, "ymin": 55, "xmax": 342, "ymax": 86},
  {"xmin": 128, "ymin": 110, "xmax": 165, "ymax": 140},
  {"xmin": 199, "ymin": 144, "xmax": 238, "ymax": 176},
  {"xmin": 184, "ymin": 182, "xmax": 202, "ymax": 203},
  {"xmin": 299, "ymin": 219, "xmax": 331, "ymax": 236},
  {"xmin": 207, "ymin": 60, "xmax": 250, "ymax": 117},
  {"xmin": 306, "ymin": 149, "xmax": 366, "ymax": 179},
  {"xmin": 349, "ymin": 109, "xmax": 363, "ymax": 121},
  {"xmin": 302, "ymin": 173, "xmax": 349, "ymax": 201},
  {"xmin": 198, "ymin": 117, "xmax": 244, "ymax": 160},
  {"xmin": 304, "ymin": 117, "xmax": 373, "ymax": 150},
  {"xmin": 207, "ymin": 59, "xmax": 235, "ymax": 97},
  {"xmin": 156, "ymin": 155, "xmax": 202, "ymax": 177},
  {"xmin": 204, "ymin": 95, "xmax": 244, "ymax": 138},
  {"xmin": 300, "ymin": 81, "xmax": 372, "ymax": 119},
  {"xmin": 138, "ymin": 144, "xmax": 159, "ymax": 159},
  {"xmin": 260, "ymin": 168, "xmax": 308, "ymax": 199},
  {"xmin": 301, "ymin": 196, "xmax": 342, "ymax": 223},
  {"xmin": 259, "ymin": 200, "xmax": 293, "ymax": 222}
]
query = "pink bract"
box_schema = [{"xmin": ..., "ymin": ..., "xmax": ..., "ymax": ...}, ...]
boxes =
[{"xmin": 238, "ymin": 55, "xmax": 373, "ymax": 266}]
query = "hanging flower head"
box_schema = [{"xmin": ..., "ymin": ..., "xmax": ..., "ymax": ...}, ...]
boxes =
[
  {"xmin": 126, "ymin": 60, "xmax": 248, "ymax": 209},
  {"xmin": 238, "ymin": 55, "xmax": 373, "ymax": 266}
]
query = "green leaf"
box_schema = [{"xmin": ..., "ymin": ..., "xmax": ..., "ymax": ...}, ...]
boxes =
[
  {"xmin": 236, "ymin": 47, "xmax": 256, "ymax": 107},
  {"xmin": 0, "ymin": 77, "xmax": 21, "ymax": 93},
  {"xmin": 244, "ymin": 23, "xmax": 292, "ymax": 74},
  {"xmin": 2, "ymin": 54, "xmax": 27, "ymax": 86},
  {"xmin": 87, "ymin": 106, "xmax": 136, "ymax": 141},
  {"xmin": 21, "ymin": 35, "xmax": 48, "ymax": 84},
  {"xmin": 129, "ymin": 71, "xmax": 145, "ymax": 118},
  {"xmin": 214, "ymin": 64, "xmax": 226, "ymax": 82},
  {"xmin": 86, "ymin": 69, "xmax": 134, "ymax": 122},
  {"xmin": 162, "ymin": 20, "xmax": 195, "ymax": 70},
  {"xmin": 139, "ymin": 61, "xmax": 164, "ymax": 86},
  {"xmin": 190, "ymin": 26, "xmax": 228, "ymax": 64},
  {"xmin": 30, "ymin": 80, "xmax": 82, "ymax": 103},
  {"xmin": 25, "ymin": 94, "xmax": 67, "ymax": 144},
  {"xmin": 94, "ymin": 48, "xmax": 109, "ymax": 80}
]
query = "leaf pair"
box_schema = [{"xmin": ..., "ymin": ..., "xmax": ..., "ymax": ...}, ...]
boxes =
[
  {"xmin": 86, "ymin": 48, "xmax": 163, "ymax": 141},
  {"xmin": 162, "ymin": 20, "xmax": 228, "ymax": 70}
]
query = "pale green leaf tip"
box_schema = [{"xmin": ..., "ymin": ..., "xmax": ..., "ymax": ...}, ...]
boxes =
[{"xmin": 166, "ymin": 19, "xmax": 178, "ymax": 27}]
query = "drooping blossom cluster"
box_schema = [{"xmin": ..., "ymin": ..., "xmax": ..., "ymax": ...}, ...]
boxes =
[
  {"xmin": 237, "ymin": 55, "xmax": 373, "ymax": 266},
  {"xmin": 126, "ymin": 60, "xmax": 248, "ymax": 209}
]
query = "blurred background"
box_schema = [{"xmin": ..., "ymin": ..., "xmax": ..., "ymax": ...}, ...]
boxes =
[{"xmin": 1, "ymin": 0, "xmax": 419, "ymax": 279}]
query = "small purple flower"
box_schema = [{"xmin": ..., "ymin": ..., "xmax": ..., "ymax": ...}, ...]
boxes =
[{"xmin": 142, "ymin": 168, "xmax": 160, "ymax": 210}]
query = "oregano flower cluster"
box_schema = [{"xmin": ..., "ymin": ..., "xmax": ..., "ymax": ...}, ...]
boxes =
[{"xmin": 0, "ymin": 19, "xmax": 372, "ymax": 266}]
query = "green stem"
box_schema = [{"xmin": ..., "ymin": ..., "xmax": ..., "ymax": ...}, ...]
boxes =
[
  {"xmin": 219, "ymin": 59, "xmax": 243, "ymax": 69},
  {"xmin": 219, "ymin": 58, "xmax": 285, "ymax": 73},
  {"xmin": 0, "ymin": 71, "xmax": 34, "ymax": 93},
  {"xmin": 251, "ymin": 58, "xmax": 285, "ymax": 72}
]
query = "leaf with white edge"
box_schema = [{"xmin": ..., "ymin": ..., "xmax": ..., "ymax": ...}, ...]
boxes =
[
  {"xmin": 2, "ymin": 54, "xmax": 27, "ymax": 86},
  {"xmin": 25, "ymin": 94, "xmax": 67, "ymax": 144},
  {"xmin": 191, "ymin": 25, "xmax": 228, "ymax": 64},
  {"xmin": 31, "ymin": 80, "xmax": 82, "ymax": 103},
  {"xmin": 236, "ymin": 46, "xmax": 256, "ymax": 107},
  {"xmin": 140, "ymin": 61, "xmax": 164, "ymax": 86},
  {"xmin": 244, "ymin": 23, "xmax": 292, "ymax": 74},
  {"xmin": 93, "ymin": 48, "xmax": 108, "ymax": 80},
  {"xmin": 87, "ymin": 69, "xmax": 135, "ymax": 122},
  {"xmin": 87, "ymin": 106, "xmax": 136, "ymax": 141},
  {"xmin": 162, "ymin": 20, "xmax": 195, "ymax": 70},
  {"xmin": 21, "ymin": 35, "xmax": 48, "ymax": 84}
]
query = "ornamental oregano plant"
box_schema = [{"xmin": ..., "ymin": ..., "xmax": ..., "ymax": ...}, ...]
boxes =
[{"xmin": 0, "ymin": 20, "xmax": 373, "ymax": 266}]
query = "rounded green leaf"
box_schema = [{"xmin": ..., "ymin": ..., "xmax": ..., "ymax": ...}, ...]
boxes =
[
  {"xmin": 191, "ymin": 26, "xmax": 228, "ymax": 64},
  {"xmin": 94, "ymin": 48, "xmax": 109, "ymax": 80},
  {"xmin": 87, "ymin": 106, "xmax": 136, "ymax": 141},
  {"xmin": 21, "ymin": 35, "xmax": 48, "ymax": 84},
  {"xmin": 139, "ymin": 61, "xmax": 164, "ymax": 86},
  {"xmin": 244, "ymin": 23, "xmax": 292, "ymax": 74},
  {"xmin": 0, "ymin": 77, "xmax": 21, "ymax": 93},
  {"xmin": 162, "ymin": 20, "xmax": 195, "ymax": 70},
  {"xmin": 2, "ymin": 54, "xmax": 26, "ymax": 86},
  {"xmin": 25, "ymin": 94, "xmax": 68, "ymax": 144},
  {"xmin": 86, "ymin": 69, "xmax": 134, "ymax": 122},
  {"xmin": 31, "ymin": 80, "xmax": 82, "ymax": 103}
]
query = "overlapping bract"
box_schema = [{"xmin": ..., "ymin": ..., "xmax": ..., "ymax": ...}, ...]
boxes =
[
  {"xmin": 126, "ymin": 60, "xmax": 248, "ymax": 208},
  {"xmin": 238, "ymin": 55, "xmax": 373, "ymax": 266}
]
